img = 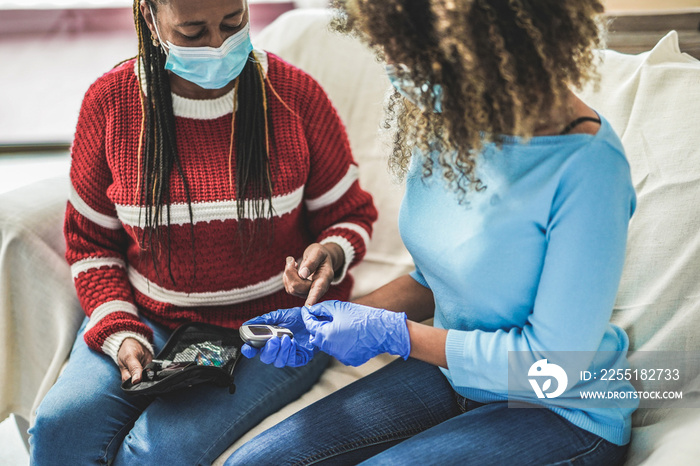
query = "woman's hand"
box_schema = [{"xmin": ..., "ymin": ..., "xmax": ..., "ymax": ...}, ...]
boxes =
[
  {"xmin": 117, "ymin": 337, "xmax": 153, "ymax": 384},
  {"xmin": 283, "ymin": 242, "xmax": 344, "ymax": 306},
  {"xmin": 302, "ymin": 300, "xmax": 411, "ymax": 367},
  {"xmin": 240, "ymin": 307, "xmax": 318, "ymax": 368}
]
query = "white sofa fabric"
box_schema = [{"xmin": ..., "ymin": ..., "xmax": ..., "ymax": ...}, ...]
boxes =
[
  {"xmin": 576, "ymin": 28, "xmax": 700, "ymax": 466},
  {"xmin": 1, "ymin": 8, "xmax": 700, "ymax": 465}
]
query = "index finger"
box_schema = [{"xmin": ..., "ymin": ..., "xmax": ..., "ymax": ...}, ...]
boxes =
[{"xmin": 305, "ymin": 274, "xmax": 332, "ymax": 307}]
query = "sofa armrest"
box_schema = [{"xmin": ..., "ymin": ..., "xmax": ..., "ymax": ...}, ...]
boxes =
[{"xmin": 0, "ymin": 176, "xmax": 83, "ymax": 423}]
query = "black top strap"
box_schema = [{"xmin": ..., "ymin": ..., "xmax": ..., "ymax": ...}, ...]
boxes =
[{"xmin": 560, "ymin": 116, "xmax": 602, "ymax": 135}]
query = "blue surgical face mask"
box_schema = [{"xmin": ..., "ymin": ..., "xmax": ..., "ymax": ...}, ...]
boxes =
[
  {"xmin": 385, "ymin": 63, "xmax": 443, "ymax": 113},
  {"xmin": 151, "ymin": 8, "xmax": 254, "ymax": 90}
]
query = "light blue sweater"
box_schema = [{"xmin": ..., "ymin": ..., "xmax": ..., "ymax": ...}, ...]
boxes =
[{"xmin": 399, "ymin": 117, "xmax": 638, "ymax": 445}]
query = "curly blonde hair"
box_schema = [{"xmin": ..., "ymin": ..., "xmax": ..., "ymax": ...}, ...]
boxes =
[{"xmin": 332, "ymin": 0, "xmax": 605, "ymax": 198}]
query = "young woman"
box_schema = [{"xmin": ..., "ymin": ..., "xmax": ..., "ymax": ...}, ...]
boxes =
[
  {"xmin": 227, "ymin": 0, "xmax": 638, "ymax": 464},
  {"xmin": 28, "ymin": 0, "xmax": 376, "ymax": 464}
]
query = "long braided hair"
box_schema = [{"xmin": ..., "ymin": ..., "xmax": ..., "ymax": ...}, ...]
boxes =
[
  {"xmin": 333, "ymin": 0, "xmax": 605, "ymax": 200},
  {"xmin": 133, "ymin": 0, "xmax": 274, "ymax": 284}
]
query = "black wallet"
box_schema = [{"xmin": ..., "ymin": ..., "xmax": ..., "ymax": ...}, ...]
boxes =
[{"xmin": 121, "ymin": 322, "xmax": 243, "ymax": 396}]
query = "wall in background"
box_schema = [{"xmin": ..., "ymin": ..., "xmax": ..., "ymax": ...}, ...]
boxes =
[
  {"xmin": 2, "ymin": 0, "xmax": 698, "ymax": 146},
  {"xmin": 605, "ymin": 0, "xmax": 700, "ymax": 12},
  {"xmin": 0, "ymin": 2, "xmax": 296, "ymax": 147},
  {"xmin": 603, "ymin": 1, "xmax": 700, "ymax": 58}
]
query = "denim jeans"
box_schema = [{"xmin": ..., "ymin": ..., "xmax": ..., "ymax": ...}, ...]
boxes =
[
  {"xmin": 29, "ymin": 316, "xmax": 329, "ymax": 466},
  {"xmin": 226, "ymin": 358, "xmax": 629, "ymax": 466}
]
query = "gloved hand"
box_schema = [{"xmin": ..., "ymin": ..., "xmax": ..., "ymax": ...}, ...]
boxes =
[
  {"xmin": 302, "ymin": 300, "xmax": 411, "ymax": 367},
  {"xmin": 240, "ymin": 307, "xmax": 318, "ymax": 368}
]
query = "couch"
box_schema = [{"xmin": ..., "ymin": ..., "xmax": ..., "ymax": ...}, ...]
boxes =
[{"xmin": 2, "ymin": 8, "xmax": 700, "ymax": 465}]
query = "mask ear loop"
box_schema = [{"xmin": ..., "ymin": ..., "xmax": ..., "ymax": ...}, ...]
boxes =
[{"xmin": 149, "ymin": 5, "xmax": 170, "ymax": 55}]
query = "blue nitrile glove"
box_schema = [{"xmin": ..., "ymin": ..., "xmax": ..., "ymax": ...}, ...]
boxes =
[
  {"xmin": 301, "ymin": 300, "xmax": 411, "ymax": 367},
  {"xmin": 240, "ymin": 307, "xmax": 318, "ymax": 368}
]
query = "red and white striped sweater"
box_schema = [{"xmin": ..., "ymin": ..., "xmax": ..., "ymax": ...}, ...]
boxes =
[{"xmin": 65, "ymin": 51, "xmax": 378, "ymax": 362}]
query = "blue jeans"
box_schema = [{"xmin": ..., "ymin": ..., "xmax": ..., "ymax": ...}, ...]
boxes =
[
  {"xmin": 29, "ymin": 316, "xmax": 329, "ymax": 465},
  {"xmin": 226, "ymin": 358, "xmax": 629, "ymax": 465}
]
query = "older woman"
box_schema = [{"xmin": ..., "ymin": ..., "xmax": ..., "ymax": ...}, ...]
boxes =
[{"xmin": 28, "ymin": 0, "xmax": 377, "ymax": 464}]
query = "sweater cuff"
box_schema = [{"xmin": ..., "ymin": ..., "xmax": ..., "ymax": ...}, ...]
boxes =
[
  {"xmin": 102, "ymin": 331, "xmax": 155, "ymax": 365},
  {"xmin": 320, "ymin": 236, "xmax": 355, "ymax": 285},
  {"xmin": 445, "ymin": 329, "xmax": 474, "ymax": 388}
]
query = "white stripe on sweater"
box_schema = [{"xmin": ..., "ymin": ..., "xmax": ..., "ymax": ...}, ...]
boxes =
[
  {"xmin": 326, "ymin": 222, "xmax": 371, "ymax": 248},
  {"xmin": 128, "ymin": 267, "xmax": 285, "ymax": 307},
  {"xmin": 85, "ymin": 300, "xmax": 139, "ymax": 332},
  {"xmin": 102, "ymin": 331, "xmax": 154, "ymax": 365},
  {"xmin": 306, "ymin": 165, "xmax": 359, "ymax": 212},
  {"xmin": 320, "ymin": 235, "xmax": 355, "ymax": 285},
  {"xmin": 115, "ymin": 185, "xmax": 304, "ymax": 228},
  {"xmin": 71, "ymin": 257, "xmax": 126, "ymax": 279},
  {"xmin": 69, "ymin": 185, "xmax": 122, "ymax": 230}
]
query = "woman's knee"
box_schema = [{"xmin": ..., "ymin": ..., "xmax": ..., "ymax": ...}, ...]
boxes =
[
  {"xmin": 32, "ymin": 386, "xmax": 88, "ymax": 439},
  {"xmin": 30, "ymin": 391, "xmax": 105, "ymax": 463},
  {"xmin": 31, "ymin": 376, "xmax": 147, "ymax": 464}
]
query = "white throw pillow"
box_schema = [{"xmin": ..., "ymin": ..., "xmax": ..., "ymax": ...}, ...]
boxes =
[
  {"xmin": 578, "ymin": 32, "xmax": 700, "ymax": 355},
  {"xmin": 578, "ymin": 35, "xmax": 700, "ymax": 458}
]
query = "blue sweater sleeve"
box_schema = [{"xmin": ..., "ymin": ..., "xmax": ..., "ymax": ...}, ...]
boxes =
[{"xmin": 444, "ymin": 142, "xmax": 636, "ymax": 390}]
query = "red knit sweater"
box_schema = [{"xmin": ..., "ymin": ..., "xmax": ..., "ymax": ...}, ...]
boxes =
[{"xmin": 65, "ymin": 51, "xmax": 377, "ymax": 361}]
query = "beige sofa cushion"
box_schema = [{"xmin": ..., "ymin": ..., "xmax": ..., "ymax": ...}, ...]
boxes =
[
  {"xmin": 0, "ymin": 177, "xmax": 82, "ymax": 425},
  {"xmin": 249, "ymin": 8, "xmax": 415, "ymax": 301}
]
